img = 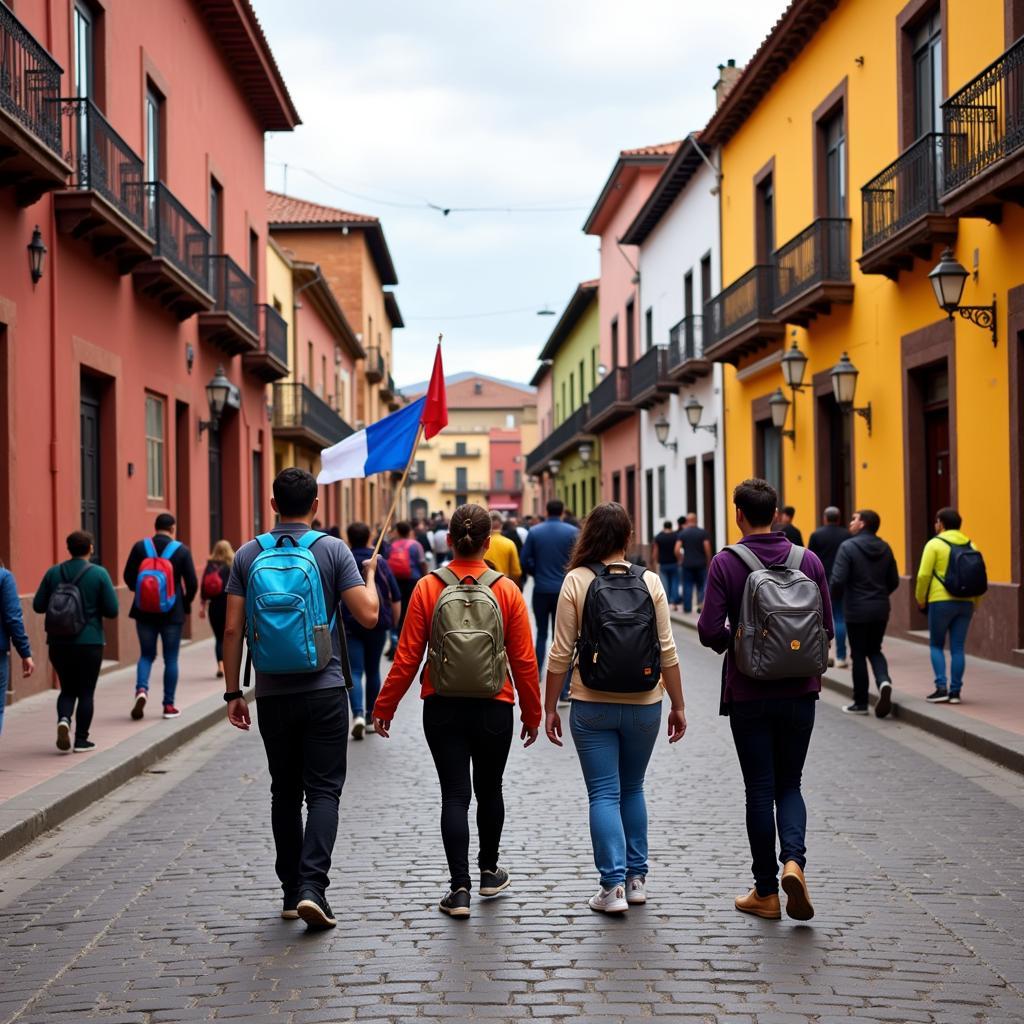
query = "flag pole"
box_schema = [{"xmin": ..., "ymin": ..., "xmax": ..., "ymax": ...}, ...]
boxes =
[{"xmin": 371, "ymin": 423, "xmax": 423, "ymax": 559}]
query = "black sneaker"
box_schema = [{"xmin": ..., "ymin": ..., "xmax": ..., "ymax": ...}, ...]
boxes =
[
  {"xmin": 875, "ymin": 681, "xmax": 893, "ymax": 719},
  {"xmin": 72, "ymin": 739, "xmax": 96, "ymax": 753},
  {"xmin": 281, "ymin": 893, "xmax": 300, "ymax": 921},
  {"xmin": 842, "ymin": 703, "xmax": 869, "ymax": 715},
  {"xmin": 56, "ymin": 718, "xmax": 71, "ymax": 752},
  {"xmin": 479, "ymin": 867, "xmax": 510, "ymax": 897},
  {"xmin": 948, "ymin": 693, "xmax": 962, "ymax": 705},
  {"xmin": 439, "ymin": 888, "xmax": 471, "ymax": 918},
  {"xmin": 926, "ymin": 688, "xmax": 950, "ymax": 703},
  {"xmin": 296, "ymin": 890, "xmax": 337, "ymax": 930}
]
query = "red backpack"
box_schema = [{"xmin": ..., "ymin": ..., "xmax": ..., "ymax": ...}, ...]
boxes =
[
  {"xmin": 134, "ymin": 537, "xmax": 180, "ymax": 614},
  {"xmin": 201, "ymin": 562, "xmax": 225, "ymax": 600},
  {"xmin": 387, "ymin": 538, "xmax": 415, "ymax": 580}
]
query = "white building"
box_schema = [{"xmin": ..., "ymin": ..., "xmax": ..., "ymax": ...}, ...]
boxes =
[{"xmin": 622, "ymin": 135, "xmax": 727, "ymax": 551}]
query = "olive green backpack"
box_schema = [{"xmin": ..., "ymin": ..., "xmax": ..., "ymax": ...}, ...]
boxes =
[{"xmin": 427, "ymin": 567, "xmax": 507, "ymax": 698}]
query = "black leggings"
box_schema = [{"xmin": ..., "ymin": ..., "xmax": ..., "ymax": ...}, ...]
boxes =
[
  {"xmin": 50, "ymin": 644, "xmax": 104, "ymax": 743},
  {"xmin": 208, "ymin": 597, "xmax": 226, "ymax": 662},
  {"xmin": 422, "ymin": 696, "xmax": 514, "ymax": 891}
]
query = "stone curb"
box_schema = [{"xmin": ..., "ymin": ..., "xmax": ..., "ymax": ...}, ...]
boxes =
[
  {"xmin": 670, "ymin": 612, "xmax": 1024, "ymax": 776},
  {"xmin": 0, "ymin": 689, "xmax": 250, "ymax": 862}
]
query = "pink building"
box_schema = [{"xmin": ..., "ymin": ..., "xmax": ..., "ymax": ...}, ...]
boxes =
[
  {"xmin": 582, "ymin": 143, "xmax": 678, "ymax": 534},
  {"xmin": 487, "ymin": 428, "xmax": 524, "ymax": 513}
]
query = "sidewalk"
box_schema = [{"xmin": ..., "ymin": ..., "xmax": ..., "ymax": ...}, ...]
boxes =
[
  {"xmin": 0, "ymin": 638, "xmax": 233, "ymax": 858},
  {"xmin": 672, "ymin": 609, "xmax": 1024, "ymax": 773}
]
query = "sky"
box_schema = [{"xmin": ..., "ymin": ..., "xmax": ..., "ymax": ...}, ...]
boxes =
[{"xmin": 252, "ymin": 0, "xmax": 787, "ymax": 389}]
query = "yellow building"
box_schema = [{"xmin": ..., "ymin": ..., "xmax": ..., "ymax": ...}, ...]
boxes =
[{"xmin": 702, "ymin": 0, "xmax": 1024, "ymax": 665}]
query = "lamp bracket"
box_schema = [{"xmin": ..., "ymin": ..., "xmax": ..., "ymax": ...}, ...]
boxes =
[
  {"xmin": 953, "ymin": 296, "xmax": 997, "ymax": 346},
  {"xmin": 854, "ymin": 402, "xmax": 872, "ymax": 436},
  {"xmin": 659, "ymin": 439, "xmax": 678, "ymax": 453},
  {"xmin": 781, "ymin": 428, "xmax": 796, "ymax": 442},
  {"xmin": 198, "ymin": 417, "xmax": 220, "ymax": 437},
  {"xmin": 692, "ymin": 422, "xmax": 718, "ymax": 439}
]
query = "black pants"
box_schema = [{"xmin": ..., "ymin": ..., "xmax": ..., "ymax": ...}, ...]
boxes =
[
  {"xmin": 397, "ymin": 578, "xmax": 416, "ymax": 635},
  {"xmin": 208, "ymin": 597, "xmax": 226, "ymax": 663},
  {"xmin": 729, "ymin": 696, "xmax": 816, "ymax": 897},
  {"xmin": 257, "ymin": 688, "xmax": 348, "ymax": 899},
  {"xmin": 422, "ymin": 696, "xmax": 514, "ymax": 892},
  {"xmin": 50, "ymin": 644, "xmax": 104, "ymax": 744},
  {"xmin": 846, "ymin": 618, "xmax": 891, "ymax": 706}
]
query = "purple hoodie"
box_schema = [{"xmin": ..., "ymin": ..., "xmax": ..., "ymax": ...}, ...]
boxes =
[{"xmin": 697, "ymin": 531, "xmax": 834, "ymax": 711}]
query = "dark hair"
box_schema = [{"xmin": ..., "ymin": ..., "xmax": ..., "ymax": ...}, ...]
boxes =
[
  {"xmin": 733, "ymin": 478, "xmax": 778, "ymax": 528},
  {"xmin": 67, "ymin": 530, "xmax": 93, "ymax": 557},
  {"xmin": 824, "ymin": 506, "xmax": 841, "ymax": 524},
  {"xmin": 155, "ymin": 513, "xmax": 175, "ymax": 532},
  {"xmin": 936, "ymin": 506, "xmax": 962, "ymax": 530},
  {"xmin": 568, "ymin": 502, "xmax": 632, "ymax": 571},
  {"xmin": 546, "ymin": 499, "xmax": 564, "ymax": 517},
  {"xmin": 662, "ymin": 521, "xmax": 674, "ymax": 531},
  {"xmin": 273, "ymin": 467, "xmax": 318, "ymax": 516},
  {"xmin": 326, "ymin": 525, "xmax": 341, "ymax": 538},
  {"xmin": 347, "ymin": 521, "xmax": 371, "ymax": 548},
  {"xmin": 781, "ymin": 505, "xmax": 796, "ymax": 518},
  {"xmin": 395, "ymin": 520, "xmax": 412, "ymax": 538},
  {"xmin": 856, "ymin": 508, "xmax": 881, "ymax": 534},
  {"xmin": 449, "ymin": 503, "xmax": 491, "ymax": 557},
  {"xmin": 677, "ymin": 516, "xmax": 686, "ymax": 527}
]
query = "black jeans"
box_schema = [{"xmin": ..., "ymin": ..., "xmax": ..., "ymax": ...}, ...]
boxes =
[
  {"xmin": 50, "ymin": 644, "xmax": 104, "ymax": 743},
  {"xmin": 532, "ymin": 590, "xmax": 560, "ymax": 671},
  {"xmin": 846, "ymin": 618, "xmax": 891, "ymax": 706},
  {"xmin": 729, "ymin": 696, "xmax": 816, "ymax": 897},
  {"xmin": 257, "ymin": 688, "xmax": 348, "ymax": 899},
  {"xmin": 422, "ymin": 696, "xmax": 514, "ymax": 892}
]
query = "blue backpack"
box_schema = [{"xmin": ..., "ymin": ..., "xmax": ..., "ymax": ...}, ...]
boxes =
[
  {"xmin": 242, "ymin": 531, "xmax": 352, "ymax": 688},
  {"xmin": 937, "ymin": 537, "xmax": 988, "ymax": 598}
]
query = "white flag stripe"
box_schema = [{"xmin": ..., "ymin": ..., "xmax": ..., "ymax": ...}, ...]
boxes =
[{"xmin": 317, "ymin": 428, "xmax": 369, "ymax": 484}]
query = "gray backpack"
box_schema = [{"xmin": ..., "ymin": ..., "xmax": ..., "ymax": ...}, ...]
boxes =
[
  {"xmin": 427, "ymin": 567, "xmax": 507, "ymax": 698},
  {"xmin": 726, "ymin": 544, "xmax": 828, "ymax": 680},
  {"xmin": 45, "ymin": 561, "xmax": 94, "ymax": 638}
]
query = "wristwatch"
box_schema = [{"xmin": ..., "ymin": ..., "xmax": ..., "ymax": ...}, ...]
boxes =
[{"xmin": 223, "ymin": 689, "xmax": 244, "ymax": 702}]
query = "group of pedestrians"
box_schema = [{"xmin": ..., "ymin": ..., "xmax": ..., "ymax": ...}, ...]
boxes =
[{"xmin": 651, "ymin": 514, "xmax": 713, "ymax": 614}]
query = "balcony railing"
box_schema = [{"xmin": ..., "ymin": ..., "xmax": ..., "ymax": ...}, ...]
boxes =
[
  {"xmin": 441, "ymin": 481, "xmax": 487, "ymax": 493},
  {"xmin": 440, "ymin": 447, "xmax": 482, "ymax": 458},
  {"xmin": 0, "ymin": 3, "xmax": 62, "ymax": 155},
  {"xmin": 774, "ymin": 218, "xmax": 851, "ymax": 313},
  {"xmin": 365, "ymin": 345, "xmax": 384, "ymax": 383},
  {"xmin": 584, "ymin": 366, "xmax": 631, "ymax": 431},
  {"xmin": 629, "ymin": 345, "xmax": 673, "ymax": 405},
  {"xmin": 862, "ymin": 133, "xmax": 946, "ymax": 253},
  {"xmin": 260, "ymin": 304, "xmax": 288, "ymax": 365},
  {"xmin": 61, "ymin": 97, "xmax": 145, "ymax": 228},
  {"xmin": 144, "ymin": 182, "xmax": 211, "ymax": 293},
  {"xmin": 272, "ymin": 382, "xmax": 353, "ymax": 447},
  {"xmin": 942, "ymin": 35, "xmax": 1024, "ymax": 195},
  {"xmin": 668, "ymin": 315, "xmax": 704, "ymax": 366},
  {"xmin": 526, "ymin": 405, "xmax": 592, "ymax": 473},
  {"xmin": 703, "ymin": 265, "xmax": 777, "ymax": 352},
  {"xmin": 208, "ymin": 254, "xmax": 256, "ymax": 332}
]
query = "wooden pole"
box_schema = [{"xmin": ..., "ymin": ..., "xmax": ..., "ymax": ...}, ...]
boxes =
[{"xmin": 371, "ymin": 423, "xmax": 424, "ymax": 559}]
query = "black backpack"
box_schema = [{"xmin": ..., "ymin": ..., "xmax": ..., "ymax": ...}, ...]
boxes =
[
  {"xmin": 575, "ymin": 562, "xmax": 661, "ymax": 693},
  {"xmin": 937, "ymin": 538, "xmax": 988, "ymax": 598},
  {"xmin": 45, "ymin": 562, "xmax": 94, "ymax": 638}
]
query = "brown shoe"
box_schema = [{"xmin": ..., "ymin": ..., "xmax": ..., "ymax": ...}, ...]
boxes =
[
  {"xmin": 780, "ymin": 861, "xmax": 814, "ymax": 921},
  {"xmin": 734, "ymin": 888, "xmax": 781, "ymax": 920}
]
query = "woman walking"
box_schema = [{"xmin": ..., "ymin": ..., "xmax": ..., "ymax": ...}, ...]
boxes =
[
  {"xmin": 199, "ymin": 540, "xmax": 234, "ymax": 678},
  {"xmin": 544, "ymin": 502, "xmax": 687, "ymax": 914},
  {"xmin": 373, "ymin": 503, "xmax": 541, "ymax": 918}
]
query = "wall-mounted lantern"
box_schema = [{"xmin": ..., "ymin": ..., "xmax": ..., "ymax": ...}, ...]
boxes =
[
  {"xmin": 653, "ymin": 414, "xmax": 678, "ymax": 452},
  {"xmin": 28, "ymin": 226, "xmax": 46, "ymax": 284},
  {"xmin": 683, "ymin": 395, "xmax": 718, "ymax": 440},
  {"xmin": 928, "ymin": 248, "xmax": 996, "ymax": 346},
  {"xmin": 830, "ymin": 352, "xmax": 872, "ymax": 435},
  {"xmin": 199, "ymin": 366, "xmax": 233, "ymax": 435}
]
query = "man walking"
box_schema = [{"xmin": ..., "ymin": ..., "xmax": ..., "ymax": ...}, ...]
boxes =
[
  {"xmin": 386, "ymin": 520, "xmax": 425, "ymax": 651},
  {"xmin": 123, "ymin": 513, "xmax": 197, "ymax": 720},
  {"xmin": 915, "ymin": 507, "xmax": 984, "ymax": 704},
  {"xmin": 675, "ymin": 512, "xmax": 712, "ymax": 614},
  {"xmin": 486, "ymin": 511, "xmax": 523, "ymax": 585},
  {"xmin": 651, "ymin": 520, "xmax": 681, "ymax": 611},
  {"xmin": 698, "ymin": 479, "xmax": 830, "ymax": 922},
  {"xmin": 809, "ymin": 506, "xmax": 852, "ymax": 669},
  {"xmin": 222, "ymin": 468, "xmax": 381, "ymax": 929},
  {"xmin": 776, "ymin": 505, "xmax": 803, "ymax": 545},
  {"xmin": 830, "ymin": 509, "xmax": 899, "ymax": 718}
]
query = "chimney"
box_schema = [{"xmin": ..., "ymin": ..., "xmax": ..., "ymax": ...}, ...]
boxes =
[{"xmin": 714, "ymin": 59, "xmax": 743, "ymax": 109}]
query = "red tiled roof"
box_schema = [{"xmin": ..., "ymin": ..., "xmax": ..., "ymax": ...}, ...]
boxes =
[
  {"xmin": 621, "ymin": 141, "xmax": 682, "ymax": 157},
  {"xmin": 266, "ymin": 191, "xmax": 378, "ymax": 226}
]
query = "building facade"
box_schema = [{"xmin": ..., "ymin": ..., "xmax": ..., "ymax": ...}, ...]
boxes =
[{"xmin": 0, "ymin": 0, "xmax": 298, "ymax": 698}]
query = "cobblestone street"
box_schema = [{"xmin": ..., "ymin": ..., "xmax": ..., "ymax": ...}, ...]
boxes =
[{"xmin": 1, "ymin": 626, "xmax": 1023, "ymax": 1024}]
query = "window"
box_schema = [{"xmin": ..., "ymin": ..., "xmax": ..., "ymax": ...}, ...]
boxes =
[
  {"xmin": 645, "ymin": 307, "xmax": 653, "ymax": 350},
  {"xmin": 612, "ymin": 471, "xmax": 622, "ymax": 504},
  {"xmin": 591, "ymin": 349, "xmax": 597, "ymax": 389},
  {"xmin": 249, "ymin": 229, "xmax": 259, "ymax": 290},
  {"xmin": 700, "ymin": 253, "xmax": 713, "ymax": 308},
  {"xmin": 756, "ymin": 172, "xmax": 775, "ymax": 263},
  {"xmin": 415, "ymin": 459, "xmax": 426, "ymax": 481},
  {"xmin": 145, "ymin": 394, "xmax": 165, "ymax": 501},
  {"xmin": 306, "ymin": 341, "xmax": 313, "ymax": 386},
  {"xmin": 657, "ymin": 465, "xmax": 666, "ymax": 519},
  {"xmin": 560, "ymin": 381, "xmax": 566, "ymax": 422},
  {"xmin": 579, "ymin": 359, "xmax": 585, "ymax": 404},
  {"xmin": 821, "ymin": 107, "xmax": 847, "ymax": 217},
  {"xmin": 683, "ymin": 271, "xmax": 694, "ymax": 319},
  {"xmin": 591, "ymin": 477, "xmax": 597, "ymax": 512},
  {"xmin": 455, "ymin": 441, "xmax": 467, "ymax": 456},
  {"xmin": 145, "ymin": 84, "xmax": 163, "ymax": 182},
  {"xmin": 252, "ymin": 451, "xmax": 263, "ymax": 534},
  {"xmin": 73, "ymin": 4, "xmax": 94, "ymax": 99},
  {"xmin": 755, "ymin": 417, "xmax": 783, "ymax": 499},
  {"xmin": 455, "ymin": 466, "xmax": 468, "ymax": 491},
  {"xmin": 625, "ymin": 298, "xmax": 636, "ymax": 364},
  {"xmin": 209, "ymin": 179, "xmax": 223, "ymax": 255},
  {"xmin": 569, "ymin": 372, "xmax": 575, "ymax": 413},
  {"xmin": 505, "ymin": 413, "xmax": 515, "ymax": 428},
  {"xmin": 474, "ymin": 381, "xmax": 483, "ymax": 395},
  {"xmin": 611, "ymin": 317, "xmax": 619, "ymax": 369},
  {"xmin": 321, "ymin": 354, "xmax": 327, "ymax": 398},
  {"xmin": 495, "ymin": 469, "xmax": 505, "ymax": 490},
  {"xmin": 514, "ymin": 469, "xmax": 521, "ymax": 490},
  {"xmin": 913, "ymin": 9, "xmax": 942, "ymax": 138}
]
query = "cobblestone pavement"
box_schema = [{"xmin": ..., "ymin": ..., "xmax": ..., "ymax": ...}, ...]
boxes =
[{"xmin": 1, "ymin": 627, "xmax": 1024, "ymax": 1024}]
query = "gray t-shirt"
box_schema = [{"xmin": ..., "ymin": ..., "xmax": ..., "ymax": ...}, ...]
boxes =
[{"xmin": 226, "ymin": 523, "xmax": 365, "ymax": 698}]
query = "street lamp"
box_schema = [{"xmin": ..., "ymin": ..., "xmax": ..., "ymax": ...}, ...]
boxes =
[
  {"xmin": 597, "ymin": 363, "xmax": 608, "ymax": 379},
  {"xmin": 830, "ymin": 352, "xmax": 872, "ymax": 435},
  {"xmin": 774, "ymin": 340, "xmax": 808, "ymax": 444},
  {"xmin": 768, "ymin": 388, "xmax": 793, "ymax": 439},
  {"xmin": 653, "ymin": 414, "xmax": 678, "ymax": 453},
  {"xmin": 928, "ymin": 248, "xmax": 996, "ymax": 345},
  {"xmin": 28, "ymin": 226, "xmax": 46, "ymax": 284},
  {"xmin": 199, "ymin": 366, "xmax": 233, "ymax": 435},
  {"xmin": 578, "ymin": 442, "xmax": 593, "ymax": 465},
  {"xmin": 547, "ymin": 459, "xmax": 561, "ymax": 476},
  {"xmin": 683, "ymin": 395, "xmax": 718, "ymax": 439}
]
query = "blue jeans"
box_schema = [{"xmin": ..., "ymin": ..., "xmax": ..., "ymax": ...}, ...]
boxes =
[
  {"xmin": 570, "ymin": 700, "xmax": 661, "ymax": 888},
  {"xmin": 832, "ymin": 603, "xmax": 847, "ymax": 662},
  {"xmin": 347, "ymin": 629, "xmax": 388, "ymax": 720},
  {"xmin": 532, "ymin": 590, "xmax": 560, "ymax": 672},
  {"xmin": 928, "ymin": 601, "xmax": 974, "ymax": 694},
  {"xmin": 0, "ymin": 654, "xmax": 8, "ymax": 737},
  {"xmin": 135, "ymin": 621, "xmax": 183, "ymax": 705},
  {"xmin": 729, "ymin": 696, "xmax": 816, "ymax": 897},
  {"xmin": 682, "ymin": 566, "xmax": 707, "ymax": 613},
  {"xmin": 659, "ymin": 565, "xmax": 680, "ymax": 606}
]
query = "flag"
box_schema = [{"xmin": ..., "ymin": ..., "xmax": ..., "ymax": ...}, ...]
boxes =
[
  {"xmin": 318, "ymin": 397, "xmax": 426, "ymax": 484},
  {"xmin": 421, "ymin": 343, "xmax": 448, "ymax": 439}
]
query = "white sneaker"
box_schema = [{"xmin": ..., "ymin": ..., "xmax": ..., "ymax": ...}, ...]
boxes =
[
  {"xmin": 366, "ymin": 720, "xmax": 376, "ymax": 733},
  {"xmin": 351, "ymin": 716, "xmax": 366, "ymax": 740},
  {"xmin": 588, "ymin": 885, "xmax": 628, "ymax": 914},
  {"xmin": 626, "ymin": 876, "xmax": 647, "ymax": 905},
  {"xmin": 834, "ymin": 659, "xmax": 850, "ymax": 669}
]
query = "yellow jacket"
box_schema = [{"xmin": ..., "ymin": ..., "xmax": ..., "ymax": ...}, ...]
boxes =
[{"xmin": 915, "ymin": 530, "xmax": 980, "ymax": 606}]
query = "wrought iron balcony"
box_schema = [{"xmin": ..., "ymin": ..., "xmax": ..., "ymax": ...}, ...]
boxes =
[
  {"xmin": 379, "ymin": 370, "xmax": 396, "ymax": 398},
  {"xmin": 133, "ymin": 182, "xmax": 213, "ymax": 319},
  {"xmin": 584, "ymin": 367, "xmax": 633, "ymax": 433},
  {"xmin": 667, "ymin": 315, "xmax": 712, "ymax": 384},
  {"xmin": 272, "ymin": 382, "xmax": 353, "ymax": 449},
  {"xmin": 942, "ymin": 35, "xmax": 1024, "ymax": 219},
  {"xmin": 441, "ymin": 480, "xmax": 487, "ymax": 493},
  {"xmin": 630, "ymin": 345, "xmax": 676, "ymax": 408},
  {"xmin": 0, "ymin": 3, "xmax": 69, "ymax": 205},
  {"xmin": 199, "ymin": 255, "xmax": 258, "ymax": 354},
  {"xmin": 365, "ymin": 346, "xmax": 384, "ymax": 383},
  {"xmin": 772, "ymin": 217, "xmax": 853, "ymax": 325},
  {"xmin": 860, "ymin": 133, "xmax": 957, "ymax": 278},
  {"xmin": 440, "ymin": 447, "xmax": 482, "ymax": 458},
  {"xmin": 703, "ymin": 265, "xmax": 783, "ymax": 364},
  {"xmin": 409, "ymin": 467, "xmax": 436, "ymax": 484},
  {"xmin": 243, "ymin": 305, "xmax": 289, "ymax": 382},
  {"xmin": 524, "ymin": 405, "xmax": 594, "ymax": 476},
  {"xmin": 55, "ymin": 97, "xmax": 152, "ymax": 271}
]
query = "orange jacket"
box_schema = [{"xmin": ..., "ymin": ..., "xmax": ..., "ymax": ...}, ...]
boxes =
[{"xmin": 373, "ymin": 559, "xmax": 542, "ymax": 728}]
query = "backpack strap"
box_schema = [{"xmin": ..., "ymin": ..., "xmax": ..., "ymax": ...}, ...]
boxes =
[
  {"xmin": 143, "ymin": 537, "xmax": 157, "ymax": 559},
  {"xmin": 477, "ymin": 568, "xmax": 504, "ymax": 589},
  {"xmin": 162, "ymin": 539, "xmax": 181, "ymax": 560},
  {"xmin": 587, "ymin": 562, "xmax": 608, "ymax": 578},
  {"xmin": 256, "ymin": 532, "xmax": 276, "ymax": 551},
  {"xmin": 432, "ymin": 566, "xmax": 461, "ymax": 589},
  {"xmin": 784, "ymin": 545, "xmax": 806, "ymax": 570},
  {"xmin": 298, "ymin": 530, "xmax": 326, "ymax": 550},
  {"xmin": 725, "ymin": 543, "xmax": 766, "ymax": 574},
  {"xmin": 70, "ymin": 561, "xmax": 95, "ymax": 586}
]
